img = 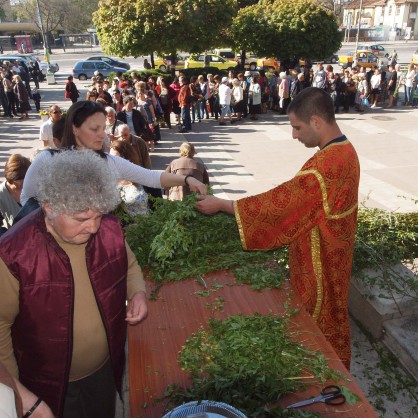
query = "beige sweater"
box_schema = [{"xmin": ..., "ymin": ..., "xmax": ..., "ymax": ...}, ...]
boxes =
[{"xmin": 0, "ymin": 231, "xmax": 145, "ymax": 381}]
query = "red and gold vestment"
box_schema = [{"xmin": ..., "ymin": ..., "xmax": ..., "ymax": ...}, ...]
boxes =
[{"xmin": 234, "ymin": 138, "xmax": 360, "ymax": 368}]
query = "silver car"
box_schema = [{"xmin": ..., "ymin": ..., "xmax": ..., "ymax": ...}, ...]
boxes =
[{"xmin": 72, "ymin": 60, "xmax": 127, "ymax": 80}]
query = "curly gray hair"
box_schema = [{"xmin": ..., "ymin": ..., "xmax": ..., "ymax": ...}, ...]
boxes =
[{"xmin": 37, "ymin": 150, "xmax": 120, "ymax": 215}]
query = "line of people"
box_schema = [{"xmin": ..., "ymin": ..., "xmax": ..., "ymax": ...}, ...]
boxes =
[{"xmin": 0, "ymin": 58, "xmax": 44, "ymax": 119}]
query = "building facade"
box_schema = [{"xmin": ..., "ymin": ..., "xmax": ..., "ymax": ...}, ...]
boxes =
[{"xmin": 343, "ymin": 0, "xmax": 418, "ymax": 40}]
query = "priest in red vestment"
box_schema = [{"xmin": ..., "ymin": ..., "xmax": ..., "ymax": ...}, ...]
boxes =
[{"xmin": 196, "ymin": 87, "xmax": 360, "ymax": 369}]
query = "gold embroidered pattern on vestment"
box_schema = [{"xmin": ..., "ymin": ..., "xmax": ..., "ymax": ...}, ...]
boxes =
[
  {"xmin": 233, "ymin": 200, "xmax": 247, "ymax": 250},
  {"xmin": 310, "ymin": 226, "xmax": 323, "ymax": 321},
  {"xmin": 295, "ymin": 169, "xmax": 357, "ymax": 219}
]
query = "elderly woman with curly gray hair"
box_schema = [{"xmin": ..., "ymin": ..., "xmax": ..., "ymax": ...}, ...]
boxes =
[
  {"xmin": 0, "ymin": 149, "xmax": 148, "ymax": 418},
  {"xmin": 20, "ymin": 100, "xmax": 208, "ymax": 209}
]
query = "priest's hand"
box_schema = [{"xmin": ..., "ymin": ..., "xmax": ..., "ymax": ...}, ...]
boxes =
[{"xmin": 196, "ymin": 195, "xmax": 234, "ymax": 215}]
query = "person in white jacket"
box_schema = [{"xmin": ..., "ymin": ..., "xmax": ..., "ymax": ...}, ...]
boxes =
[
  {"xmin": 218, "ymin": 77, "xmax": 233, "ymax": 125},
  {"xmin": 248, "ymin": 75, "xmax": 261, "ymax": 120},
  {"xmin": 231, "ymin": 79, "xmax": 244, "ymax": 121}
]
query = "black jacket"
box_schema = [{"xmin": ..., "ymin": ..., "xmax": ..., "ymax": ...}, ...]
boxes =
[{"xmin": 116, "ymin": 109, "xmax": 148, "ymax": 137}]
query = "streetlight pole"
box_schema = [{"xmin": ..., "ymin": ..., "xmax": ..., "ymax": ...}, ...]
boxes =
[
  {"xmin": 355, "ymin": 0, "xmax": 364, "ymax": 52},
  {"xmin": 35, "ymin": 0, "xmax": 49, "ymax": 64}
]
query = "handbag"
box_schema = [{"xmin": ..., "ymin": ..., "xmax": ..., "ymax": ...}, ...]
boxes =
[
  {"xmin": 361, "ymin": 96, "xmax": 370, "ymax": 107},
  {"xmin": 65, "ymin": 84, "xmax": 70, "ymax": 99},
  {"xmin": 346, "ymin": 84, "xmax": 356, "ymax": 94}
]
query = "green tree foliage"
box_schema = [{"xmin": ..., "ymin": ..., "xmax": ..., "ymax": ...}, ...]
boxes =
[
  {"xmin": 93, "ymin": 0, "xmax": 237, "ymax": 58},
  {"xmin": 231, "ymin": 0, "xmax": 342, "ymax": 60}
]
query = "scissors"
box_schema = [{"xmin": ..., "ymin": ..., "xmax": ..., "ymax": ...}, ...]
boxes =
[{"xmin": 286, "ymin": 385, "xmax": 346, "ymax": 409}]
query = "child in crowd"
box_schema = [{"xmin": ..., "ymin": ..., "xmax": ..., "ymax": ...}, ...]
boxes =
[{"xmin": 32, "ymin": 88, "xmax": 41, "ymax": 112}]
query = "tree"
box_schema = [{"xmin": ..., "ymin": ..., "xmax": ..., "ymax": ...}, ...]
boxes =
[
  {"xmin": 315, "ymin": 0, "xmax": 346, "ymax": 21},
  {"xmin": 62, "ymin": 0, "xmax": 100, "ymax": 33},
  {"xmin": 14, "ymin": 0, "xmax": 65, "ymax": 35},
  {"xmin": 13, "ymin": 0, "xmax": 98, "ymax": 36},
  {"xmin": 231, "ymin": 0, "xmax": 342, "ymax": 62},
  {"xmin": 93, "ymin": 0, "xmax": 237, "ymax": 60}
]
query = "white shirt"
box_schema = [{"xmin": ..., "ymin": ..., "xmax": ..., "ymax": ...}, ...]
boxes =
[
  {"xmin": 218, "ymin": 84, "xmax": 231, "ymax": 106},
  {"xmin": 405, "ymin": 70, "xmax": 416, "ymax": 87},
  {"xmin": 21, "ymin": 151, "xmax": 163, "ymax": 206},
  {"xmin": 371, "ymin": 74, "xmax": 381, "ymax": 89},
  {"xmin": 125, "ymin": 111, "xmax": 135, "ymax": 134},
  {"xmin": 232, "ymin": 85, "xmax": 243, "ymax": 102},
  {"xmin": 39, "ymin": 118, "xmax": 56, "ymax": 148},
  {"xmin": 0, "ymin": 383, "xmax": 18, "ymax": 418}
]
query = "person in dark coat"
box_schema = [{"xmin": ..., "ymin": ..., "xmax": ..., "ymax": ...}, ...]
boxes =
[
  {"xmin": 29, "ymin": 62, "xmax": 41, "ymax": 89},
  {"xmin": 116, "ymin": 96, "xmax": 148, "ymax": 138},
  {"xmin": 12, "ymin": 74, "xmax": 31, "ymax": 119}
]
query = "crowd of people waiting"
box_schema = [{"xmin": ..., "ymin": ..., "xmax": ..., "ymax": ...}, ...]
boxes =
[
  {"xmin": 0, "ymin": 58, "xmax": 44, "ymax": 118},
  {"xmin": 75, "ymin": 61, "xmax": 418, "ymax": 137}
]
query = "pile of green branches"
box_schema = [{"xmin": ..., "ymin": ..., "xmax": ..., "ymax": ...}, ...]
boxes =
[
  {"xmin": 163, "ymin": 313, "xmax": 343, "ymax": 418},
  {"xmin": 123, "ymin": 195, "xmax": 289, "ymax": 296}
]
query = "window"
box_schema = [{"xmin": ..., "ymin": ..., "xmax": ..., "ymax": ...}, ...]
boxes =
[
  {"xmin": 388, "ymin": 6, "xmax": 392, "ymax": 16},
  {"xmin": 96, "ymin": 62, "xmax": 108, "ymax": 69},
  {"xmin": 211, "ymin": 55, "xmax": 225, "ymax": 63},
  {"xmin": 220, "ymin": 52, "xmax": 235, "ymax": 59},
  {"xmin": 396, "ymin": 6, "xmax": 400, "ymax": 16},
  {"xmin": 82, "ymin": 62, "xmax": 95, "ymax": 69}
]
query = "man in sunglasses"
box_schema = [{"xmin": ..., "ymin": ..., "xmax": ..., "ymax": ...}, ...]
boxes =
[{"xmin": 39, "ymin": 105, "xmax": 63, "ymax": 149}]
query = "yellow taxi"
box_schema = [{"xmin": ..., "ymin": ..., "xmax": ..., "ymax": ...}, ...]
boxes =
[
  {"xmin": 338, "ymin": 51, "xmax": 378, "ymax": 69},
  {"xmin": 357, "ymin": 44, "xmax": 388, "ymax": 58},
  {"xmin": 184, "ymin": 54, "xmax": 238, "ymax": 70},
  {"xmin": 154, "ymin": 56, "xmax": 186, "ymax": 71},
  {"xmin": 256, "ymin": 57, "xmax": 280, "ymax": 70},
  {"xmin": 412, "ymin": 49, "xmax": 418, "ymax": 65}
]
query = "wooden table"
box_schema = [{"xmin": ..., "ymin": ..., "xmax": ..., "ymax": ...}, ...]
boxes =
[{"xmin": 128, "ymin": 271, "xmax": 378, "ymax": 418}]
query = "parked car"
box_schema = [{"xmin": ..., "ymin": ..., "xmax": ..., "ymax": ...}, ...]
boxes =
[
  {"xmin": 154, "ymin": 55, "xmax": 186, "ymax": 70},
  {"xmin": 214, "ymin": 49, "xmax": 259, "ymax": 70},
  {"xmin": 0, "ymin": 55, "xmax": 31, "ymax": 73},
  {"xmin": 412, "ymin": 49, "xmax": 418, "ymax": 65},
  {"xmin": 338, "ymin": 51, "xmax": 378, "ymax": 69},
  {"xmin": 1, "ymin": 54, "xmax": 59, "ymax": 75},
  {"xmin": 256, "ymin": 57, "xmax": 280, "ymax": 70},
  {"xmin": 72, "ymin": 60, "xmax": 127, "ymax": 80},
  {"xmin": 85, "ymin": 55, "xmax": 130, "ymax": 70},
  {"xmin": 184, "ymin": 54, "xmax": 238, "ymax": 70},
  {"xmin": 213, "ymin": 48, "xmax": 236, "ymax": 61},
  {"xmin": 357, "ymin": 44, "xmax": 389, "ymax": 58},
  {"xmin": 312, "ymin": 54, "xmax": 339, "ymax": 64}
]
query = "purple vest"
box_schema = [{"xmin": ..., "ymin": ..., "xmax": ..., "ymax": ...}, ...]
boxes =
[{"xmin": 0, "ymin": 209, "xmax": 128, "ymax": 417}]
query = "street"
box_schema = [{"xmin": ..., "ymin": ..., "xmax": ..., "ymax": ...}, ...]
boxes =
[{"xmin": 39, "ymin": 40, "xmax": 418, "ymax": 73}]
